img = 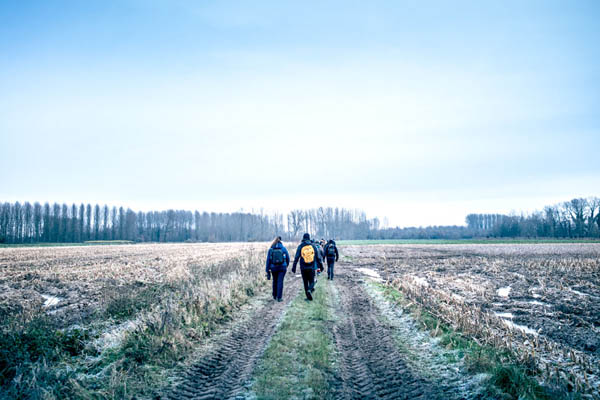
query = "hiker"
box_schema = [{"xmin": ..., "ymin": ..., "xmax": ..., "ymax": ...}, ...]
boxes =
[
  {"xmin": 323, "ymin": 239, "xmax": 339, "ymax": 280},
  {"xmin": 292, "ymin": 233, "xmax": 323, "ymax": 301},
  {"xmin": 266, "ymin": 236, "xmax": 290, "ymax": 302},
  {"xmin": 314, "ymin": 240, "xmax": 324, "ymax": 277},
  {"xmin": 318, "ymin": 240, "xmax": 326, "ymax": 268}
]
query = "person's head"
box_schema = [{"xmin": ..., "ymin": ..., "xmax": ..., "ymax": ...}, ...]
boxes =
[
  {"xmin": 271, "ymin": 236, "xmax": 282, "ymax": 248},
  {"xmin": 302, "ymin": 233, "xmax": 310, "ymax": 241}
]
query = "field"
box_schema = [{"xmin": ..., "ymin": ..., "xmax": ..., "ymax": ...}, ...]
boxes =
[
  {"xmin": 346, "ymin": 244, "xmax": 600, "ymax": 397},
  {"xmin": 1, "ymin": 243, "xmax": 599, "ymax": 399}
]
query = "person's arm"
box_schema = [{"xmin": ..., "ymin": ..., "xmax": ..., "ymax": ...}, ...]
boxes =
[
  {"xmin": 266, "ymin": 249, "xmax": 272, "ymax": 273},
  {"xmin": 283, "ymin": 247, "xmax": 290, "ymax": 267},
  {"xmin": 266, "ymin": 249, "xmax": 272, "ymax": 279},
  {"xmin": 292, "ymin": 245, "xmax": 301, "ymax": 273},
  {"xmin": 335, "ymin": 246, "xmax": 339, "ymax": 262}
]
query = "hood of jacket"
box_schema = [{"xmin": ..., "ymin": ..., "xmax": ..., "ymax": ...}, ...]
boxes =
[{"xmin": 272, "ymin": 241, "xmax": 284, "ymax": 249}]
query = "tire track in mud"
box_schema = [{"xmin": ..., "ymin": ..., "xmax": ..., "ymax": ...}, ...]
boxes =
[
  {"xmin": 162, "ymin": 277, "xmax": 301, "ymax": 400},
  {"xmin": 330, "ymin": 269, "xmax": 453, "ymax": 400}
]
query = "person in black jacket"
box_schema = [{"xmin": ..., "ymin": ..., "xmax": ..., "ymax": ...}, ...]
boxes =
[
  {"xmin": 266, "ymin": 236, "xmax": 290, "ymax": 302},
  {"xmin": 292, "ymin": 233, "xmax": 323, "ymax": 301},
  {"xmin": 323, "ymin": 239, "xmax": 339, "ymax": 280}
]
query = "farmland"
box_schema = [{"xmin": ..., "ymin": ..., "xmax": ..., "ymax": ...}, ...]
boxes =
[
  {"xmin": 0, "ymin": 243, "xmax": 268, "ymax": 398},
  {"xmin": 1, "ymin": 243, "xmax": 599, "ymax": 399}
]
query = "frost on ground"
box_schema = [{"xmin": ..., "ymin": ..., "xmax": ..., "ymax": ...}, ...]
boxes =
[
  {"xmin": 41, "ymin": 294, "xmax": 62, "ymax": 308},
  {"xmin": 364, "ymin": 280, "xmax": 488, "ymax": 400},
  {"xmin": 356, "ymin": 267, "xmax": 383, "ymax": 281}
]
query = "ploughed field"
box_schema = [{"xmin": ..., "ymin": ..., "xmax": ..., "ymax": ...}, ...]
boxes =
[
  {"xmin": 0, "ymin": 243, "xmax": 268, "ymax": 398},
  {"xmin": 0, "ymin": 243, "xmax": 266, "ymax": 328},
  {"xmin": 344, "ymin": 244, "xmax": 600, "ymax": 396},
  {"xmin": 1, "ymin": 242, "xmax": 599, "ymax": 399}
]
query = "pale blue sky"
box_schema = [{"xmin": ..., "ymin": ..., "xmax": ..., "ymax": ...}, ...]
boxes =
[{"xmin": 1, "ymin": 1, "xmax": 599, "ymax": 226}]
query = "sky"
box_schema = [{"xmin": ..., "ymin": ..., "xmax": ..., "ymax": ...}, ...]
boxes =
[{"xmin": 1, "ymin": 0, "xmax": 599, "ymax": 227}]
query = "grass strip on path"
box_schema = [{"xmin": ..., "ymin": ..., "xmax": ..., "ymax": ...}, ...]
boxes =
[{"xmin": 250, "ymin": 276, "xmax": 337, "ymax": 400}]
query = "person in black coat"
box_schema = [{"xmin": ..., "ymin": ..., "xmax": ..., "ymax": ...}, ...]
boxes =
[
  {"xmin": 266, "ymin": 236, "xmax": 290, "ymax": 302},
  {"xmin": 323, "ymin": 239, "xmax": 339, "ymax": 280},
  {"xmin": 292, "ymin": 233, "xmax": 323, "ymax": 301}
]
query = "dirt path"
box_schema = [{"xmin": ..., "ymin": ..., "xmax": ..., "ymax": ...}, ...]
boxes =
[
  {"xmin": 162, "ymin": 277, "xmax": 302, "ymax": 400},
  {"xmin": 163, "ymin": 265, "xmax": 477, "ymax": 399},
  {"xmin": 330, "ymin": 268, "xmax": 459, "ymax": 400}
]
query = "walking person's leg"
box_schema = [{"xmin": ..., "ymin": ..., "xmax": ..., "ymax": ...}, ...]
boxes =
[
  {"xmin": 276, "ymin": 270, "xmax": 286, "ymax": 301},
  {"xmin": 301, "ymin": 269, "xmax": 313, "ymax": 300},
  {"xmin": 271, "ymin": 271, "xmax": 279, "ymax": 299},
  {"xmin": 329, "ymin": 259, "xmax": 335, "ymax": 280},
  {"xmin": 307, "ymin": 269, "xmax": 316, "ymax": 292}
]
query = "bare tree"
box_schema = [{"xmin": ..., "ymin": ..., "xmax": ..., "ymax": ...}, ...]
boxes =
[
  {"xmin": 85, "ymin": 204, "xmax": 92, "ymax": 241},
  {"xmin": 103, "ymin": 205, "xmax": 109, "ymax": 240},
  {"xmin": 93, "ymin": 204, "xmax": 101, "ymax": 240}
]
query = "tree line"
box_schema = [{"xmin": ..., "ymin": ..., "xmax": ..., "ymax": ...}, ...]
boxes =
[
  {"xmin": 0, "ymin": 202, "xmax": 379, "ymax": 244},
  {"xmin": 1, "ymin": 196, "xmax": 598, "ymax": 244},
  {"xmin": 465, "ymin": 197, "xmax": 600, "ymax": 238}
]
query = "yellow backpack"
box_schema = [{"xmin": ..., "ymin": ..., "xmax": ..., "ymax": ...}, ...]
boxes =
[{"xmin": 301, "ymin": 245, "xmax": 315, "ymax": 263}]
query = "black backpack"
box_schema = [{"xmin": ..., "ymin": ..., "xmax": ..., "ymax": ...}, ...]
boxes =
[
  {"xmin": 271, "ymin": 248, "xmax": 285, "ymax": 265},
  {"xmin": 327, "ymin": 244, "xmax": 336, "ymax": 257}
]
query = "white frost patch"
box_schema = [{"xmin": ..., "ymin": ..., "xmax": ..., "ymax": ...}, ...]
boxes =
[
  {"xmin": 413, "ymin": 277, "xmax": 429, "ymax": 287},
  {"xmin": 41, "ymin": 294, "xmax": 62, "ymax": 308},
  {"xmin": 501, "ymin": 319, "xmax": 539, "ymax": 336},
  {"xmin": 494, "ymin": 312, "xmax": 514, "ymax": 319},
  {"xmin": 494, "ymin": 311, "xmax": 538, "ymax": 336},
  {"xmin": 356, "ymin": 268, "xmax": 383, "ymax": 281},
  {"xmin": 497, "ymin": 286, "xmax": 511, "ymax": 298},
  {"xmin": 527, "ymin": 300, "xmax": 546, "ymax": 306},
  {"xmin": 531, "ymin": 293, "xmax": 542, "ymax": 299},
  {"xmin": 94, "ymin": 320, "xmax": 141, "ymax": 351},
  {"xmin": 570, "ymin": 289, "xmax": 589, "ymax": 297}
]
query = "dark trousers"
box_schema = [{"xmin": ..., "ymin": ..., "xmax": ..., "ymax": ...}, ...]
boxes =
[
  {"xmin": 300, "ymin": 268, "xmax": 315, "ymax": 300},
  {"xmin": 271, "ymin": 270, "xmax": 286, "ymax": 300},
  {"xmin": 327, "ymin": 258, "xmax": 335, "ymax": 279}
]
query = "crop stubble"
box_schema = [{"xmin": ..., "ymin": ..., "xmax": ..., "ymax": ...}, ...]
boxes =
[
  {"xmin": 344, "ymin": 243, "xmax": 600, "ymax": 397},
  {"xmin": 2, "ymin": 242, "xmax": 598, "ymax": 399},
  {"xmin": 0, "ymin": 243, "xmax": 266, "ymax": 327}
]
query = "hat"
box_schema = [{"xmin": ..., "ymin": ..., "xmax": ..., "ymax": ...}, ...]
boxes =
[{"xmin": 302, "ymin": 233, "xmax": 310, "ymax": 240}]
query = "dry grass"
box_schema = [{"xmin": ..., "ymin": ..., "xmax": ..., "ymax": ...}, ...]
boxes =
[{"xmin": 0, "ymin": 242, "xmax": 271, "ymax": 398}]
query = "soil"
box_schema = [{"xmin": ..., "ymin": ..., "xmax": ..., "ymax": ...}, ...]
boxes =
[
  {"xmin": 329, "ymin": 270, "xmax": 464, "ymax": 399},
  {"xmin": 161, "ymin": 278, "xmax": 302, "ymax": 400},
  {"xmin": 162, "ymin": 262, "xmax": 483, "ymax": 399}
]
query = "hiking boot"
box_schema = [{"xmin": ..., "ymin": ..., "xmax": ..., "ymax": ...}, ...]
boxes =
[{"xmin": 277, "ymin": 298, "xmax": 283, "ymax": 302}]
